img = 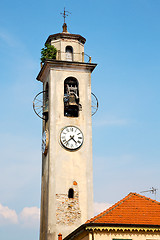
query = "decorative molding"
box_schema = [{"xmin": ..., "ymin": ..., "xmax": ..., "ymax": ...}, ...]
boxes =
[{"xmin": 85, "ymin": 226, "xmax": 160, "ymax": 232}]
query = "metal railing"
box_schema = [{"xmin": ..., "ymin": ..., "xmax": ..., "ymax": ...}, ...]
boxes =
[
  {"xmin": 56, "ymin": 51, "xmax": 91, "ymax": 63},
  {"xmin": 40, "ymin": 52, "xmax": 92, "ymax": 69}
]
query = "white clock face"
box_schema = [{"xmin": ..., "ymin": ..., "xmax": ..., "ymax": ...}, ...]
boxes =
[
  {"xmin": 42, "ymin": 130, "xmax": 48, "ymax": 155},
  {"xmin": 60, "ymin": 126, "xmax": 83, "ymax": 151}
]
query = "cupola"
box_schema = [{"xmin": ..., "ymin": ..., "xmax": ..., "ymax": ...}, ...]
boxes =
[{"xmin": 45, "ymin": 23, "xmax": 86, "ymax": 62}]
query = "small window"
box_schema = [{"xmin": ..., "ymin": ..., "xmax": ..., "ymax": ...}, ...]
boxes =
[
  {"xmin": 66, "ymin": 46, "xmax": 73, "ymax": 61},
  {"xmin": 68, "ymin": 188, "xmax": 74, "ymax": 198}
]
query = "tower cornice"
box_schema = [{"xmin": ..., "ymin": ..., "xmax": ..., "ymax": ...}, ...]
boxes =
[
  {"xmin": 37, "ymin": 60, "xmax": 97, "ymax": 82},
  {"xmin": 45, "ymin": 33, "xmax": 86, "ymax": 45}
]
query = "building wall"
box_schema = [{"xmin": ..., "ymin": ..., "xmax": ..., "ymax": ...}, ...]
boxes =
[
  {"xmin": 40, "ymin": 62, "xmax": 94, "ymax": 240},
  {"xmin": 78, "ymin": 230, "xmax": 160, "ymax": 240},
  {"xmin": 48, "ymin": 65, "xmax": 93, "ymax": 238}
]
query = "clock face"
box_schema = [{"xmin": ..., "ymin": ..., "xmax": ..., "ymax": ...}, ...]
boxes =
[
  {"xmin": 42, "ymin": 130, "xmax": 48, "ymax": 155},
  {"xmin": 60, "ymin": 126, "xmax": 83, "ymax": 151}
]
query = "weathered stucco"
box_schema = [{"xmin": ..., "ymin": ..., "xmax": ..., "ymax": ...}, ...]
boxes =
[{"xmin": 38, "ymin": 33, "xmax": 96, "ymax": 240}]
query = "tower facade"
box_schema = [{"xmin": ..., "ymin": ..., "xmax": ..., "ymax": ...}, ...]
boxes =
[{"xmin": 36, "ymin": 24, "xmax": 97, "ymax": 240}]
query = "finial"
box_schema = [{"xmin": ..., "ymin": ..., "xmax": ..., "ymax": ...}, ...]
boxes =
[
  {"xmin": 60, "ymin": 7, "xmax": 71, "ymax": 33},
  {"xmin": 62, "ymin": 23, "xmax": 68, "ymax": 33}
]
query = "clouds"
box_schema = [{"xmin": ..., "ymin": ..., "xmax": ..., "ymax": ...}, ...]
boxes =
[
  {"xmin": 0, "ymin": 204, "xmax": 18, "ymax": 225},
  {"xmin": 19, "ymin": 207, "xmax": 40, "ymax": 228},
  {"xmin": 0, "ymin": 203, "xmax": 40, "ymax": 229},
  {"xmin": 0, "ymin": 201, "xmax": 113, "ymax": 227}
]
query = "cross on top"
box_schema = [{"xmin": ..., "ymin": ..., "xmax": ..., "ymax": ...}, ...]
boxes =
[{"xmin": 60, "ymin": 7, "xmax": 71, "ymax": 24}]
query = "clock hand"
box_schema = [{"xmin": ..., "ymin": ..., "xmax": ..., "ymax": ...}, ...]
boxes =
[
  {"xmin": 64, "ymin": 136, "xmax": 72, "ymax": 144},
  {"xmin": 70, "ymin": 136, "xmax": 77, "ymax": 144}
]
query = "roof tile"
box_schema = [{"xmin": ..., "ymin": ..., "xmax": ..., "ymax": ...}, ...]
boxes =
[{"xmin": 87, "ymin": 192, "xmax": 160, "ymax": 225}]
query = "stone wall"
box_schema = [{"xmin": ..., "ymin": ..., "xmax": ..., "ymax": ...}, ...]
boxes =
[{"xmin": 56, "ymin": 184, "xmax": 81, "ymax": 225}]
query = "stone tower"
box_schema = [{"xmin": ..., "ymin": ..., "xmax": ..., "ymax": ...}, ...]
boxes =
[{"xmin": 36, "ymin": 23, "xmax": 97, "ymax": 240}]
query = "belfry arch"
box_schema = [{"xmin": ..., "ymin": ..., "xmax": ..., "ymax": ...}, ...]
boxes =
[{"xmin": 64, "ymin": 77, "xmax": 80, "ymax": 117}]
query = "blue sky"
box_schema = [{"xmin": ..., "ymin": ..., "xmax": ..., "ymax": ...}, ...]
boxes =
[{"xmin": 0, "ymin": 0, "xmax": 160, "ymax": 239}]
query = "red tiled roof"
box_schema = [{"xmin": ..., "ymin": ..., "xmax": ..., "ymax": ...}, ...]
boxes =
[{"xmin": 87, "ymin": 192, "xmax": 160, "ymax": 225}]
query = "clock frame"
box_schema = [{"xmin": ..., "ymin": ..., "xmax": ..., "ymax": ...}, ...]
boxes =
[{"xmin": 60, "ymin": 126, "xmax": 83, "ymax": 151}]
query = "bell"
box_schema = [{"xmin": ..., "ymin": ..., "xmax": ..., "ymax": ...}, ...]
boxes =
[{"xmin": 68, "ymin": 94, "xmax": 78, "ymax": 106}]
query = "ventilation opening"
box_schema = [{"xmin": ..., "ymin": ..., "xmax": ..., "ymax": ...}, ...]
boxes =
[
  {"xmin": 68, "ymin": 188, "xmax": 74, "ymax": 199},
  {"xmin": 66, "ymin": 46, "xmax": 73, "ymax": 61}
]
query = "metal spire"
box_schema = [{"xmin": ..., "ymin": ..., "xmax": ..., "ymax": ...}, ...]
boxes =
[{"xmin": 60, "ymin": 7, "xmax": 71, "ymax": 32}]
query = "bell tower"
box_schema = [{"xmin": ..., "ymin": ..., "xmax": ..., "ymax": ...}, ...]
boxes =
[{"xmin": 34, "ymin": 20, "xmax": 97, "ymax": 240}]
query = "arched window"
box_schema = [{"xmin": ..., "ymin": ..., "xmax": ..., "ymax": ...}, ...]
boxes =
[
  {"xmin": 64, "ymin": 77, "xmax": 80, "ymax": 117},
  {"xmin": 66, "ymin": 46, "xmax": 73, "ymax": 61},
  {"xmin": 68, "ymin": 188, "xmax": 74, "ymax": 198}
]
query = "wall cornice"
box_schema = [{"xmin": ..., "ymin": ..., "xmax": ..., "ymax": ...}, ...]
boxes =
[
  {"xmin": 85, "ymin": 226, "xmax": 160, "ymax": 232},
  {"xmin": 37, "ymin": 60, "xmax": 97, "ymax": 82}
]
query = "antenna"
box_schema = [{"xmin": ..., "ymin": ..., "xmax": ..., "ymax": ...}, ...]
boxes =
[
  {"xmin": 140, "ymin": 187, "xmax": 158, "ymax": 200},
  {"xmin": 60, "ymin": 7, "xmax": 71, "ymax": 24}
]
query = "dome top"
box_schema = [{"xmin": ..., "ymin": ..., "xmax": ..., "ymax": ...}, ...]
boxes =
[{"xmin": 45, "ymin": 32, "xmax": 86, "ymax": 45}]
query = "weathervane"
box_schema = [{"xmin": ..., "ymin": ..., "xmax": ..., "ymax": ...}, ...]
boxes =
[{"xmin": 60, "ymin": 7, "xmax": 71, "ymax": 24}]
